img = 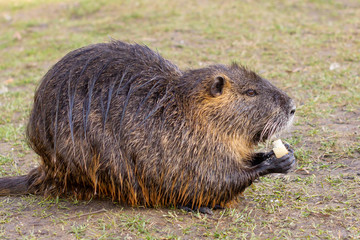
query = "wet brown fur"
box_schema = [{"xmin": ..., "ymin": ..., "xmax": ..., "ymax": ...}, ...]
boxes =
[{"xmin": 0, "ymin": 41, "xmax": 295, "ymax": 209}]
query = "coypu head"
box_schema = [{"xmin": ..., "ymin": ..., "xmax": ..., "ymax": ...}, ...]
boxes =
[{"xmin": 179, "ymin": 63, "xmax": 296, "ymax": 146}]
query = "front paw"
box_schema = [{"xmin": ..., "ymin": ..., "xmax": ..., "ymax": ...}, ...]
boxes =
[
  {"xmin": 284, "ymin": 143, "xmax": 294, "ymax": 155},
  {"xmin": 260, "ymin": 149, "xmax": 296, "ymax": 175}
]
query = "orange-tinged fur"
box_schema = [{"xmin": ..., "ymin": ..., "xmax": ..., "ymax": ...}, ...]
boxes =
[{"xmin": 0, "ymin": 41, "xmax": 296, "ymax": 210}]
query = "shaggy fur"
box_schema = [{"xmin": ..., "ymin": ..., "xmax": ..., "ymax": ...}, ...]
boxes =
[{"xmin": 0, "ymin": 41, "xmax": 296, "ymax": 210}]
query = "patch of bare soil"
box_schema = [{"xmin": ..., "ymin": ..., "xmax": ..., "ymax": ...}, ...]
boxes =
[{"xmin": 0, "ymin": 142, "xmax": 38, "ymax": 176}]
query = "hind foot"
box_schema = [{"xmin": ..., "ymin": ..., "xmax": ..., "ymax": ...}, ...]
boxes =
[{"xmin": 178, "ymin": 204, "xmax": 224, "ymax": 215}]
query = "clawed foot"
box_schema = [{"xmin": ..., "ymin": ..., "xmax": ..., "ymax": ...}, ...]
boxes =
[
  {"xmin": 257, "ymin": 144, "xmax": 296, "ymax": 176},
  {"xmin": 178, "ymin": 204, "xmax": 224, "ymax": 215}
]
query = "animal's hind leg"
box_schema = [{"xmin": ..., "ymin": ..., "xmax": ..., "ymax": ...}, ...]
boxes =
[{"xmin": 177, "ymin": 203, "xmax": 224, "ymax": 215}]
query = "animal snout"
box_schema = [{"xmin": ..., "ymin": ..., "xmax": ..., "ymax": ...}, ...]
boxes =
[{"xmin": 289, "ymin": 101, "xmax": 296, "ymax": 116}]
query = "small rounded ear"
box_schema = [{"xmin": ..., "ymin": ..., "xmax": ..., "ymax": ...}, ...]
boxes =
[{"xmin": 210, "ymin": 76, "xmax": 225, "ymax": 97}]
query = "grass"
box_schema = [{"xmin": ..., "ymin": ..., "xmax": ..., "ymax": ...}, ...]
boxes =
[{"xmin": 0, "ymin": 0, "xmax": 359, "ymax": 239}]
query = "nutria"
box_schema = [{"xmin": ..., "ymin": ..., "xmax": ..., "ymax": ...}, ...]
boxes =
[{"xmin": 0, "ymin": 41, "xmax": 296, "ymax": 213}]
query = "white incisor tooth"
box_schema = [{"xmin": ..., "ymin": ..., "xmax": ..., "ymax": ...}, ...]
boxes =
[{"xmin": 273, "ymin": 139, "xmax": 289, "ymax": 158}]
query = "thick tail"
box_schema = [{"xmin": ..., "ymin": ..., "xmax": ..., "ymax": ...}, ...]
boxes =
[{"xmin": 0, "ymin": 175, "xmax": 29, "ymax": 195}]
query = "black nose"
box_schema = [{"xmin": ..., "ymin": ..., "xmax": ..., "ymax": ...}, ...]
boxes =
[
  {"xmin": 290, "ymin": 108, "xmax": 296, "ymax": 115},
  {"xmin": 288, "ymin": 100, "xmax": 296, "ymax": 116}
]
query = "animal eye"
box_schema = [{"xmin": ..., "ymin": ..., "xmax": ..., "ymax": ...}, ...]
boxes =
[{"xmin": 246, "ymin": 89, "xmax": 257, "ymax": 97}]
